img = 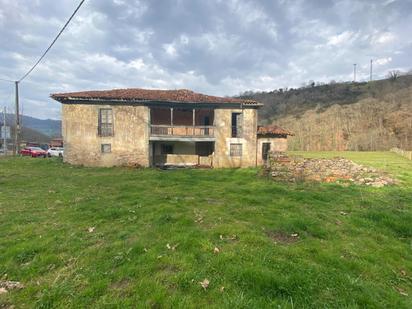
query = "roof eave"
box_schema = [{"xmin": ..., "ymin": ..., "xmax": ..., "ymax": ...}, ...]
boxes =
[{"xmin": 51, "ymin": 96, "xmax": 262, "ymax": 107}]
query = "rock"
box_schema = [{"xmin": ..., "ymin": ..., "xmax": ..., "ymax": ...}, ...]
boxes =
[
  {"xmin": 199, "ymin": 279, "xmax": 209, "ymax": 290},
  {"xmin": 0, "ymin": 280, "xmax": 24, "ymax": 291}
]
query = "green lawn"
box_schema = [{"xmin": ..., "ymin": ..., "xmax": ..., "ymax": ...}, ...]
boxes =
[{"xmin": 0, "ymin": 152, "xmax": 411, "ymax": 308}]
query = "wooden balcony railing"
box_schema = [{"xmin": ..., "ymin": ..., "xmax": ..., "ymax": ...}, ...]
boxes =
[{"xmin": 150, "ymin": 125, "xmax": 214, "ymax": 137}]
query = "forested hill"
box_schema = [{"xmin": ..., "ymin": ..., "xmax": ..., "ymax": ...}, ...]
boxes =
[
  {"xmin": 240, "ymin": 75, "xmax": 412, "ymax": 151},
  {"xmin": 2, "ymin": 113, "xmax": 61, "ymax": 137}
]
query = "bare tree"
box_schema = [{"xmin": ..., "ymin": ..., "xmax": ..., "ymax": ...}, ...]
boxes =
[{"xmin": 387, "ymin": 70, "xmax": 401, "ymax": 81}]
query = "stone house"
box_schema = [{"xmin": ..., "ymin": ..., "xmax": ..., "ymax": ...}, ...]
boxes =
[{"xmin": 51, "ymin": 88, "xmax": 292, "ymax": 168}]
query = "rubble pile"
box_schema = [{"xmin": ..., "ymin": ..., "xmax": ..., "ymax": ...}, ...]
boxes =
[{"xmin": 268, "ymin": 153, "xmax": 395, "ymax": 187}]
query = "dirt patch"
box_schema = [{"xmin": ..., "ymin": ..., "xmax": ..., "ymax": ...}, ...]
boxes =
[
  {"xmin": 109, "ymin": 279, "xmax": 133, "ymax": 297},
  {"xmin": 156, "ymin": 264, "xmax": 181, "ymax": 274},
  {"xmin": 109, "ymin": 279, "xmax": 130, "ymax": 290},
  {"xmin": 266, "ymin": 231, "xmax": 300, "ymax": 244}
]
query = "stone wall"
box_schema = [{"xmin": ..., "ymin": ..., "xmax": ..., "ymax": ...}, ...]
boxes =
[
  {"xmin": 391, "ymin": 147, "xmax": 412, "ymax": 160},
  {"xmin": 62, "ymin": 104, "xmax": 150, "ymax": 167}
]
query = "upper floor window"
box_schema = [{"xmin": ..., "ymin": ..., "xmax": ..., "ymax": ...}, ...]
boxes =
[
  {"xmin": 231, "ymin": 112, "xmax": 242, "ymax": 137},
  {"xmin": 98, "ymin": 108, "xmax": 113, "ymax": 136}
]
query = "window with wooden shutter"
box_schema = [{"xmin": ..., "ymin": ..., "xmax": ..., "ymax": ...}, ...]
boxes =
[
  {"xmin": 98, "ymin": 108, "xmax": 113, "ymax": 136},
  {"xmin": 231, "ymin": 112, "xmax": 243, "ymax": 137}
]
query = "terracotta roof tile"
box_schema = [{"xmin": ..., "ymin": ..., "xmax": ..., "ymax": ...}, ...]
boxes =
[
  {"xmin": 257, "ymin": 125, "xmax": 294, "ymax": 136},
  {"xmin": 51, "ymin": 88, "xmax": 260, "ymax": 105}
]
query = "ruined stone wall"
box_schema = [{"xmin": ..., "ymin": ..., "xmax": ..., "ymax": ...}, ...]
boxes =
[
  {"xmin": 62, "ymin": 104, "xmax": 150, "ymax": 167},
  {"xmin": 267, "ymin": 152, "xmax": 395, "ymax": 186},
  {"xmin": 213, "ymin": 108, "xmax": 258, "ymax": 168}
]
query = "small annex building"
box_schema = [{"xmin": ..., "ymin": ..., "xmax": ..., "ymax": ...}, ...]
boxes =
[{"xmin": 256, "ymin": 125, "xmax": 294, "ymax": 166}]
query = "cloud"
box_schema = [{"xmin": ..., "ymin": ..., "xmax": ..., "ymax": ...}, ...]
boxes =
[
  {"xmin": 0, "ymin": 0, "xmax": 411, "ymax": 119},
  {"xmin": 375, "ymin": 57, "xmax": 392, "ymax": 66},
  {"xmin": 327, "ymin": 31, "xmax": 359, "ymax": 46},
  {"xmin": 371, "ymin": 32, "xmax": 396, "ymax": 45}
]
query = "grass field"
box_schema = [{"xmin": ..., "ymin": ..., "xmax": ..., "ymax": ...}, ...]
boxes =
[{"xmin": 0, "ymin": 152, "xmax": 411, "ymax": 308}]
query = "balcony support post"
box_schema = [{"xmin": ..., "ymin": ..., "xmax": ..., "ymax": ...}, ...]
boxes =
[
  {"xmin": 170, "ymin": 107, "xmax": 174, "ymax": 135},
  {"xmin": 192, "ymin": 109, "xmax": 196, "ymax": 136}
]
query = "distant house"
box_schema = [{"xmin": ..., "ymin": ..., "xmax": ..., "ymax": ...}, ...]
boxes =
[
  {"xmin": 51, "ymin": 88, "xmax": 292, "ymax": 168},
  {"xmin": 50, "ymin": 137, "xmax": 63, "ymax": 148}
]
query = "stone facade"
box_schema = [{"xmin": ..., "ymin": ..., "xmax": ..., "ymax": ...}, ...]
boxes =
[
  {"xmin": 213, "ymin": 108, "xmax": 258, "ymax": 168},
  {"xmin": 62, "ymin": 104, "xmax": 150, "ymax": 167}
]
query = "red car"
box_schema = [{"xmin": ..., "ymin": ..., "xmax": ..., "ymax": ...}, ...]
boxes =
[{"xmin": 20, "ymin": 147, "xmax": 47, "ymax": 158}]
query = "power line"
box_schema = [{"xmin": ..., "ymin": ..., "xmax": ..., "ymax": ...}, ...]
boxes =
[
  {"xmin": 6, "ymin": 0, "xmax": 85, "ymax": 154},
  {"xmin": 18, "ymin": 0, "xmax": 86, "ymax": 83}
]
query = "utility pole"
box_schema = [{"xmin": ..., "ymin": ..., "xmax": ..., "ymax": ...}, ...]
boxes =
[
  {"xmin": 353, "ymin": 64, "xmax": 357, "ymax": 82},
  {"xmin": 14, "ymin": 81, "xmax": 20, "ymax": 155},
  {"xmin": 370, "ymin": 59, "xmax": 373, "ymax": 81},
  {"xmin": 2, "ymin": 106, "xmax": 6, "ymax": 155}
]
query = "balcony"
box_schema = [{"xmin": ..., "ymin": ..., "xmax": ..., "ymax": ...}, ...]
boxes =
[
  {"xmin": 151, "ymin": 125, "xmax": 214, "ymax": 137},
  {"xmin": 149, "ymin": 107, "xmax": 215, "ymax": 141}
]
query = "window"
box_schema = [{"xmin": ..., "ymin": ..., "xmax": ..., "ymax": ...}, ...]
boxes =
[
  {"xmin": 98, "ymin": 108, "xmax": 113, "ymax": 136},
  {"xmin": 161, "ymin": 144, "xmax": 173, "ymax": 155},
  {"xmin": 101, "ymin": 144, "xmax": 111, "ymax": 153},
  {"xmin": 231, "ymin": 112, "xmax": 242, "ymax": 137},
  {"xmin": 262, "ymin": 142, "xmax": 271, "ymax": 161},
  {"xmin": 230, "ymin": 143, "xmax": 242, "ymax": 157}
]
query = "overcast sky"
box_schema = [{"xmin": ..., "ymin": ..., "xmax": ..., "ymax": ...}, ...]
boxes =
[{"xmin": 0, "ymin": 0, "xmax": 411, "ymax": 119}]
